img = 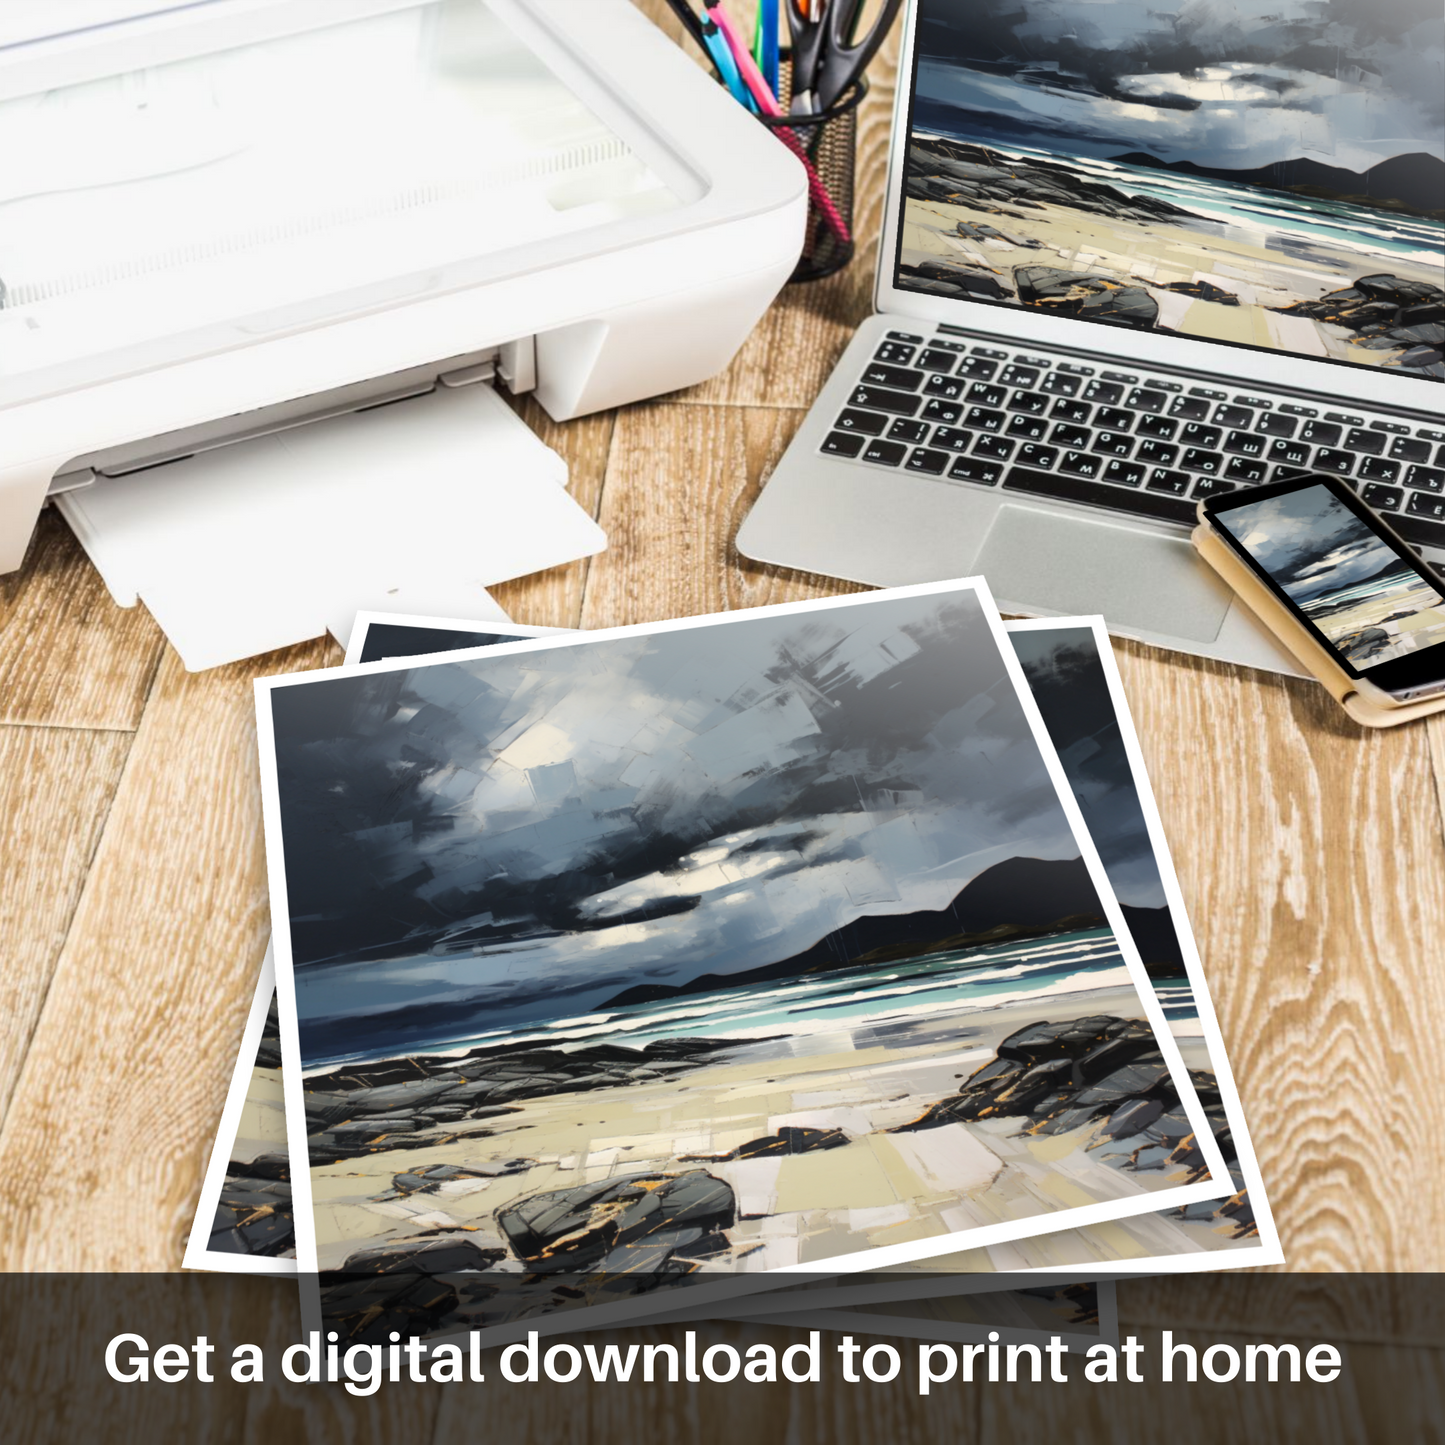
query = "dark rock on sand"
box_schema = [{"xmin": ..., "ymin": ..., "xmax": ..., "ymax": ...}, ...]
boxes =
[
  {"xmin": 322, "ymin": 1236, "xmax": 507, "ymax": 1343},
  {"xmin": 389, "ymin": 1159, "xmax": 533, "ymax": 1196},
  {"xmin": 302, "ymin": 1036, "xmax": 736, "ymax": 1162},
  {"xmin": 497, "ymin": 1169, "xmax": 735, "ymax": 1275},
  {"xmin": 898, "ymin": 260, "xmax": 1013, "ymax": 301},
  {"xmin": 1015, "ymin": 267, "xmax": 1159, "ymax": 328},
  {"xmin": 1271, "ymin": 275, "xmax": 1445, "ymax": 375},
  {"xmin": 210, "ymin": 1166, "xmax": 294, "ymax": 1256},
  {"xmin": 682, "ymin": 1125, "xmax": 849, "ymax": 1161},
  {"xmin": 906, "ymin": 139, "xmax": 1200, "ymax": 227},
  {"xmin": 1160, "ymin": 280, "xmax": 1239, "ymax": 306}
]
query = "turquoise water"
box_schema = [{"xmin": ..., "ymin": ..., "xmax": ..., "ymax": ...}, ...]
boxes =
[{"xmin": 326, "ymin": 927, "xmax": 1142, "ymax": 1069}]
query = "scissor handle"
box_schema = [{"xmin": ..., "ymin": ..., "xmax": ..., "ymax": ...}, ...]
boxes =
[{"xmin": 814, "ymin": 0, "xmax": 903, "ymax": 108}]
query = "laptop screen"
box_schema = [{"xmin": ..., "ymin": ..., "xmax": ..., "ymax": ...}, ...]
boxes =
[{"xmin": 893, "ymin": 0, "xmax": 1444, "ymax": 384}]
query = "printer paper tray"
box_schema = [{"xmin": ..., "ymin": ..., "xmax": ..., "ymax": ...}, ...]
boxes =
[{"xmin": 57, "ymin": 383, "xmax": 605, "ymax": 670}]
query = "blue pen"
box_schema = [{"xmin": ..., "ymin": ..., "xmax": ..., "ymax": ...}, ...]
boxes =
[
  {"xmin": 758, "ymin": 0, "xmax": 780, "ymax": 97},
  {"xmin": 700, "ymin": 14, "xmax": 755, "ymax": 110}
]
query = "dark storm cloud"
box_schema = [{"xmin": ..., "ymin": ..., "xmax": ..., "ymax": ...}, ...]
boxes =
[
  {"xmin": 269, "ymin": 590, "xmax": 1092, "ymax": 1039},
  {"xmin": 913, "ymin": 0, "xmax": 1444, "ymax": 173}
]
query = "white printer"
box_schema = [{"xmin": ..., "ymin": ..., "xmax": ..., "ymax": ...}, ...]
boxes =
[{"xmin": 0, "ymin": 0, "xmax": 806, "ymax": 664}]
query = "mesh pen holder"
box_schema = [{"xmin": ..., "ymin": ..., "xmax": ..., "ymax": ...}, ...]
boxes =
[{"xmin": 758, "ymin": 67, "xmax": 867, "ymax": 284}]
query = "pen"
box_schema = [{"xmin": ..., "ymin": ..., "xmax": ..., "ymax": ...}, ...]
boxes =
[{"xmin": 753, "ymin": 0, "xmax": 780, "ymax": 98}]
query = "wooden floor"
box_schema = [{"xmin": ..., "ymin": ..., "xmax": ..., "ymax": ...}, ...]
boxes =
[{"xmin": 2, "ymin": 5, "xmax": 1442, "ymax": 1440}]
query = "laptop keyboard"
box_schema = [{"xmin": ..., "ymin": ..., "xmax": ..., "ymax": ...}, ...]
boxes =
[{"xmin": 821, "ymin": 329, "xmax": 1445, "ymax": 556}]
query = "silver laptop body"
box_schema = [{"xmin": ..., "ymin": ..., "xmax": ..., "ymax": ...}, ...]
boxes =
[{"xmin": 738, "ymin": 0, "xmax": 1445, "ymax": 674}]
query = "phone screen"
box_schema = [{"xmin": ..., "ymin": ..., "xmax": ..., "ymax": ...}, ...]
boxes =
[{"xmin": 1210, "ymin": 480, "xmax": 1445, "ymax": 673}]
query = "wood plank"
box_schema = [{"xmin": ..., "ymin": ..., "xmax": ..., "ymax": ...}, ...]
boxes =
[
  {"xmin": 0, "ymin": 725, "xmax": 133, "ymax": 1125},
  {"xmin": 490, "ymin": 396, "xmax": 614, "ymax": 630},
  {"xmin": 579, "ymin": 403, "xmax": 866, "ymax": 631},
  {"xmin": 0, "ymin": 640, "xmax": 333, "ymax": 1269},
  {"xmin": 0, "ymin": 509, "xmax": 165, "ymax": 730},
  {"xmin": 1107, "ymin": 637, "xmax": 1445, "ymax": 1272}
]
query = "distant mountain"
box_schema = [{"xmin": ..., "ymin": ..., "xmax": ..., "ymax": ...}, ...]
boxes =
[
  {"xmin": 1110, "ymin": 151, "xmax": 1445, "ymax": 220},
  {"xmin": 601, "ymin": 856, "xmax": 1104, "ymax": 1009},
  {"xmin": 1120, "ymin": 904, "xmax": 1185, "ymax": 979}
]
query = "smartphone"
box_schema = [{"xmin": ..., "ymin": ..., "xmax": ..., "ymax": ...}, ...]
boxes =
[{"xmin": 1199, "ymin": 473, "xmax": 1445, "ymax": 705}]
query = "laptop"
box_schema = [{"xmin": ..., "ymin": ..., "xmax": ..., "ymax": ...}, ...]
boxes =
[{"xmin": 737, "ymin": 0, "xmax": 1445, "ymax": 673}]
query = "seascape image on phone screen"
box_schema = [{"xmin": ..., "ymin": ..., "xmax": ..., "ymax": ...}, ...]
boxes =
[{"xmin": 1219, "ymin": 483, "xmax": 1445, "ymax": 668}]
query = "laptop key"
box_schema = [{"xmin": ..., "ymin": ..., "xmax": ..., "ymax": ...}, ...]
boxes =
[
  {"xmin": 1050, "ymin": 398, "xmax": 1092, "ymax": 424},
  {"xmin": 1300, "ymin": 420, "xmax": 1341, "ymax": 447},
  {"xmin": 886, "ymin": 330, "xmax": 924, "ymax": 343},
  {"xmin": 1407, "ymin": 491, "xmax": 1445, "ymax": 521},
  {"xmin": 1389, "ymin": 436, "xmax": 1431, "ymax": 463},
  {"xmin": 967, "ymin": 383, "xmax": 1008, "ymax": 408},
  {"xmin": 1083, "ymin": 380, "xmax": 1123, "ymax": 404},
  {"xmin": 1257, "ymin": 413, "xmax": 1298, "ymax": 438},
  {"xmin": 821, "ymin": 431, "xmax": 866, "ymax": 458},
  {"xmin": 1268, "ymin": 438, "xmax": 1311, "ymax": 467},
  {"xmin": 1180, "ymin": 423, "xmax": 1222, "ymax": 449},
  {"xmin": 862, "ymin": 363, "xmax": 925, "ymax": 390},
  {"xmin": 1147, "ymin": 469, "xmax": 1192, "ymax": 495},
  {"xmin": 1224, "ymin": 457, "xmax": 1267, "ymax": 483},
  {"xmin": 1358, "ymin": 456, "xmax": 1399, "ymax": 483},
  {"xmin": 1007, "ymin": 414, "xmax": 1049, "ymax": 441},
  {"xmin": 1406, "ymin": 465, "xmax": 1445, "ymax": 493},
  {"xmin": 1181, "ymin": 448, "xmax": 1223, "ymax": 474},
  {"xmin": 1126, "ymin": 388, "xmax": 1167, "ymax": 413},
  {"xmin": 1361, "ymin": 483, "xmax": 1403, "ymax": 511},
  {"xmin": 1224, "ymin": 430, "xmax": 1265, "ymax": 457},
  {"xmin": 1017, "ymin": 444, "xmax": 1060, "ymax": 470},
  {"xmin": 1060, "ymin": 451, "xmax": 1102, "ymax": 478},
  {"xmin": 1095, "ymin": 406, "xmax": 1134, "ymax": 432},
  {"xmin": 887, "ymin": 418, "xmax": 932, "ymax": 444},
  {"xmin": 1093, "ymin": 432, "xmax": 1134, "ymax": 458},
  {"xmin": 860, "ymin": 438, "xmax": 908, "ymax": 466},
  {"xmin": 1192, "ymin": 477, "xmax": 1236, "ymax": 499},
  {"xmin": 922, "ymin": 397, "xmax": 963, "ymax": 424},
  {"xmin": 1314, "ymin": 448, "xmax": 1354, "ymax": 476},
  {"xmin": 1137, "ymin": 440, "xmax": 1178, "ymax": 467},
  {"xmin": 1103, "ymin": 459, "xmax": 1145, "ymax": 487},
  {"xmin": 1051, "ymin": 424, "xmax": 1091, "ymax": 449},
  {"xmin": 1392, "ymin": 513, "xmax": 1445, "ymax": 550},
  {"xmin": 957, "ymin": 356, "xmax": 999, "ymax": 380},
  {"xmin": 964, "ymin": 407, "xmax": 1006, "ymax": 432},
  {"xmin": 850, "ymin": 384, "xmax": 921, "ymax": 417},
  {"xmin": 998, "ymin": 364, "xmax": 1040, "ymax": 388},
  {"xmin": 874, "ymin": 342, "xmax": 917, "ymax": 365},
  {"xmin": 930, "ymin": 427, "xmax": 975, "ymax": 452},
  {"xmin": 924, "ymin": 374, "xmax": 966, "ymax": 400},
  {"xmin": 1136, "ymin": 414, "xmax": 1178, "ymax": 440},
  {"xmin": 974, "ymin": 436, "xmax": 1015, "ymax": 462},
  {"xmin": 1345, "ymin": 428, "xmax": 1385, "ymax": 456},
  {"xmin": 1168, "ymin": 396, "xmax": 1211, "ymax": 421},
  {"xmin": 1041, "ymin": 372, "xmax": 1082, "ymax": 397},
  {"xmin": 1214, "ymin": 404, "xmax": 1254, "ymax": 429},
  {"xmin": 1008, "ymin": 390, "xmax": 1050, "ymax": 416},
  {"xmin": 906, "ymin": 448, "xmax": 951, "ymax": 475},
  {"xmin": 947, "ymin": 457, "xmax": 1003, "ymax": 485},
  {"xmin": 1003, "ymin": 466, "xmax": 1197, "ymax": 524},
  {"xmin": 835, "ymin": 408, "xmax": 890, "ymax": 435},
  {"xmin": 916, "ymin": 347, "xmax": 959, "ymax": 373}
]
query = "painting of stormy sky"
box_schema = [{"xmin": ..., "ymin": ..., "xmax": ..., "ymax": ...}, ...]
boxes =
[
  {"xmin": 267, "ymin": 589, "xmax": 1101, "ymax": 1061},
  {"xmin": 913, "ymin": 0, "xmax": 1444, "ymax": 182}
]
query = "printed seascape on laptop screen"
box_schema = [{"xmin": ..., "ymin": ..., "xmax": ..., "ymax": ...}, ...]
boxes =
[
  {"xmin": 897, "ymin": 0, "xmax": 1445, "ymax": 379},
  {"xmin": 264, "ymin": 589, "xmax": 1215, "ymax": 1338}
]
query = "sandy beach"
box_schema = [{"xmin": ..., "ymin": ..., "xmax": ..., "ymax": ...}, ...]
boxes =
[{"xmin": 307, "ymin": 982, "xmax": 1197, "ymax": 1274}]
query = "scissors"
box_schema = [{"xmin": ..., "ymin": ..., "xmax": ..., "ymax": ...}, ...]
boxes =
[{"xmin": 786, "ymin": 0, "xmax": 903, "ymax": 113}]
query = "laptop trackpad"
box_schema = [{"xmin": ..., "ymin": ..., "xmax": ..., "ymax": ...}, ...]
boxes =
[{"xmin": 976, "ymin": 505, "xmax": 1233, "ymax": 643}]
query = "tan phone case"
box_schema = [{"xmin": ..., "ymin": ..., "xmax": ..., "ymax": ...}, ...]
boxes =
[{"xmin": 1192, "ymin": 520, "xmax": 1445, "ymax": 728}]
